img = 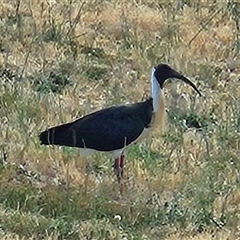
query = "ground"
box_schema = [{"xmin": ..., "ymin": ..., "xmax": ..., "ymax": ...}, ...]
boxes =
[{"xmin": 0, "ymin": 0, "xmax": 240, "ymax": 239}]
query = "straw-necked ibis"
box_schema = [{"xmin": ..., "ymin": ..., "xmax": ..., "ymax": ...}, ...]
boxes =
[{"xmin": 39, "ymin": 63, "xmax": 201, "ymax": 184}]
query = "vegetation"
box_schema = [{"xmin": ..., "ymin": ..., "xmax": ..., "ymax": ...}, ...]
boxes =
[{"xmin": 0, "ymin": 0, "xmax": 239, "ymax": 239}]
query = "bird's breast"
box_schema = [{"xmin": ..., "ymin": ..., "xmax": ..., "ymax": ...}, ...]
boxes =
[{"xmin": 132, "ymin": 126, "xmax": 152, "ymax": 144}]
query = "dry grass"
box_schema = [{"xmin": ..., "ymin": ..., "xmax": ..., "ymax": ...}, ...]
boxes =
[{"xmin": 0, "ymin": 0, "xmax": 240, "ymax": 239}]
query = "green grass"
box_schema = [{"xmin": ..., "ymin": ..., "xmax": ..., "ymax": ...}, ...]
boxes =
[{"xmin": 0, "ymin": 0, "xmax": 240, "ymax": 239}]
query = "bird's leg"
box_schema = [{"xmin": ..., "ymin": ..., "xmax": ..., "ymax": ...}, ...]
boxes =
[
  {"xmin": 114, "ymin": 154, "xmax": 126, "ymax": 195},
  {"xmin": 114, "ymin": 154, "xmax": 125, "ymax": 183},
  {"xmin": 119, "ymin": 154, "xmax": 125, "ymax": 179},
  {"xmin": 114, "ymin": 157, "xmax": 122, "ymax": 184}
]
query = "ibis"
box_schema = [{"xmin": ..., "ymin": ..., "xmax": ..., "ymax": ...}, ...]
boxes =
[{"xmin": 39, "ymin": 63, "xmax": 201, "ymax": 184}]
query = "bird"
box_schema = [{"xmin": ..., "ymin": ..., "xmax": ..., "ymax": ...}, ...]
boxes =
[{"xmin": 39, "ymin": 63, "xmax": 201, "ymax": 186}]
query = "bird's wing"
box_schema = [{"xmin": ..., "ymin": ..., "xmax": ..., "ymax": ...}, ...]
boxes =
[{"xmin": 39, "ymin": 98, "xmax": 153, "ymax": 151}]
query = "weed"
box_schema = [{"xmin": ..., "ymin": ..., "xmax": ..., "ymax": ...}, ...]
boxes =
[
  {"xmin": 33, "ymin": 72, "xmax": 70, "ymax": 94},
  {"xmin": 83, "ymin": 65, "xmax": 108, "ymax": 81}
]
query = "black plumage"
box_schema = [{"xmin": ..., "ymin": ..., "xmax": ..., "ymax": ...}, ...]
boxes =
[{"xmin": 39, "ymin": 98, "xmax": 153, "ymax": 151}]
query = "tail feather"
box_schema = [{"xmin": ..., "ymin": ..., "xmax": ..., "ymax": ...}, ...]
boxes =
[{"xmin": 39, "ymin": 123, "xmax": 79, "ymax": 147}]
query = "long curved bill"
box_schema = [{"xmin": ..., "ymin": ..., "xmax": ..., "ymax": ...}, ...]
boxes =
[{"xmin": 174, "ymin": 73, "xmax": 202, "ymax": 96}]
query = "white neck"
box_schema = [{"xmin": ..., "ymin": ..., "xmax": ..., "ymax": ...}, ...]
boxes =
[
  {"xmin": 151, "ymin": 67, "xmax": 163, "ymax": 112},
  {"xmin": 151, "ymin": 67, "xmax": 165, "ymax": 132}
]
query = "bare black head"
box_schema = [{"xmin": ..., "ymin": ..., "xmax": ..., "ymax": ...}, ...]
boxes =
[{"xmin": 154, "ymin": 63, "xmax": 201, "ymax": 96}]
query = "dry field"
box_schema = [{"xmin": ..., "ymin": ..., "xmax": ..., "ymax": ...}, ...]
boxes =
[{"xmin": 0, "ymin": 0, "xmax": 240, "ymax": 239}]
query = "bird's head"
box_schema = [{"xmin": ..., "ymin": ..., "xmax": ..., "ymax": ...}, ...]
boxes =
[{"xmin": 153, "ymin": 63, "xmax": 201, "ymax": 96}]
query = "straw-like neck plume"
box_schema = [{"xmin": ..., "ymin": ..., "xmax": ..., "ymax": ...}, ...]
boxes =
[{"xmin": 151, "ymin": 67, "xmax": 165, "ymax": 133}]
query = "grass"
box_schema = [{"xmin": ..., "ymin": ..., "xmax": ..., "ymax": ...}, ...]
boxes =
[{"xmin": 0, "ymin": 0, "xmax": 240, "ymax": 239}]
